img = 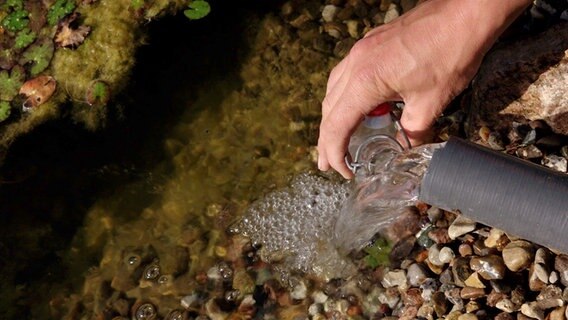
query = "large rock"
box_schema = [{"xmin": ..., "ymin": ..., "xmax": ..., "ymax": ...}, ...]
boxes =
[{"xmin": 470, "ymin": 23, "xmax": 568, "ymax": 135}]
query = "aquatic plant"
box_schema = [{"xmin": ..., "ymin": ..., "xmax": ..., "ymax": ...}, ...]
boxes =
[
  {"xmin": 184, "ymin": 0, "xmax": 211, "ymax": 20},
  {"xmin": 363, "ymin": 238, "xmax": 391, "ymax": 269}
]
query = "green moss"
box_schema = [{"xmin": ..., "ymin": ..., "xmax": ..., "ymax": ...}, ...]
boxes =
[
  {"xmin": 1, "ymin": 8, "xmax": 29, "ymax": 32},
  {"xmin": 3, "ymin": 0, "xmax": 24, "ymax": 9},
  {"xmin": 184, "ymin": 0, "xmax": 211, "ymax": 20},
  {"xmin": 0, "ymin": 66, "xmax": 24, "ymax": 101},
  {"xmin": 14, "ymin": 28, "xmax": 37, "ymax": 50},
  {"xmin": 130, "ymin": 0, "xmax": 145, "ymax": 10},
  {"xmin": 0, "ymin": 101, "xmax": 12, "ymax": 122},
  {"xmin": 20, "ymin": 40, "xmax": 54, "ymax": 76},
  {"xmin": 47, "ymin": 0, "xmax": 76, "ymax": 26}
]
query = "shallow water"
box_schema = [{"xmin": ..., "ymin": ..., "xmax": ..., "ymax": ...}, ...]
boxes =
[{"xmin": 0, "ymin": 3, "xmax": 336, "ymax": 318}]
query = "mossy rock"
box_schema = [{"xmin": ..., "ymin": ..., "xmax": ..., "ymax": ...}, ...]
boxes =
[{"xmin": 0, "ymin": 0, "xmax": 197, "ymax": 153}]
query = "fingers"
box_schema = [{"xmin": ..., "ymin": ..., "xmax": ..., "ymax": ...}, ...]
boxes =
[
  {"xmin": 318, "ymin": 105, "xmax": 363, "ymax": 179},
  {"xmin": 399, "ymin": 96, "xmax": 443, "ymax": 146}
]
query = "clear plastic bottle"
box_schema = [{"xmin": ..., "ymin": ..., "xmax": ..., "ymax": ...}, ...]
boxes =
[{"xmin": 348, "ymin": 103, "xmax": 396, "ymax": 158}]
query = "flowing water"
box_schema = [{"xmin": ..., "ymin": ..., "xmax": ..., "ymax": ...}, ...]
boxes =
[{"xmin": 0, "ymin": 1, "xmax": 445, "ymax": 318}]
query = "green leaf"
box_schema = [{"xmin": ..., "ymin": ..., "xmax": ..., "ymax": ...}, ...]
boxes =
[
  {"xmin": 0, "ymin": 66, "xmax": 25, "ymax": 101},
  {"xmin": 0, "ymin": 101, "xmax": 12, "ymax": 122},
  {"xmin": 15, "ymin": 28, "xmax": 37, "ymax": 49},
  {"xmin": 184, "ymin": 0, "xmax": 210, "ymax": 20},
  {"xmin": 47, "ymin": 0, "xmax": 76, "ymax": 26},
  {"xmin": 87, "ymin": 81, "xmax": 110, "ymax": 106},
  {"xmin": 20, "ymin": 40, "xmax": 54, "ymax": 76},
  {"xmin": 1, "ymin": 9, "xmax": 29, "ymax": 32}
]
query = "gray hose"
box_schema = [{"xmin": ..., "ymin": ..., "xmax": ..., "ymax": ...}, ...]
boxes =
[{"xmin": 419, "ymin": 137, "xmax": 568, "ymax": 253}]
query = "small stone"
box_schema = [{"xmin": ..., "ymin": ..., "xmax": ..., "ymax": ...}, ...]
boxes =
[
  {"xmin": 523, "ymin": 129, "xmax": 537, "ymax": 145},
  {"xmin": 308, "ymin": 303, "xmax": 322, "ymax": 316},
  {"xmin": 453, "ymin": 257, "xmax": 473, "ymax": 287},
  {"xmin": 529, "ymin": 264, "xmax": 547, "ymax": 291},
  {"xmin": 542, "ymin": 154, "xmax": 568, "ymax": 172},
  {"xmin": 429, "ymin": 228, "xmax": 451, "ymax": 244},
  {"xmin": 550, "ymin": 271, "xmax": 559, "ymax": 284},
  {"xmin": 420, "ymin": 278, "xmax": 438, "ymax": 302},
  {"xmin": 407, "ymin": 263, "xmax": 428, "ymax": 287},
  {"xmin": 495, "ymin": 312, "xmax": 514, "ymax": 320},
  {"xmin": 345, "ymin": 20, "xmax": 361, "ymax": 38},
  {"xmin": 289, "ymin": 277, "xmax": 307, "ymax": 300},
  {"xmin": 496, "ymin": 299, "xmax": 517, "ymax": 313},
  {"xmin": 521, "ymin": 302, "xmax": 545, "ymax": 320},
  {"xmin": 417, "ymin": 303, "xmax": 435, "ymax": 319},
  {"xmin": 487, "ymin": 291, "xmax": 507, "ymax": 307},
  {"xmin": 333, "ymin": 38, "xmax": 356, "ymax": 58},
  {"xmin": 447, "ymin": 311, "xmax": 463, "ymax": 320},
  {"xmin": 502, "ymin": 240, "xmax": 535, "ymax": 272},
  {"xmin": 432, "ymin": 291, "xmax": 448, "ymax": 317},
  {"xmin": 448, "ymin": 216, "xmax": 476, "ymax": 240},
  {"xmin": 555, "ymin": 255, "xmax": 568, "ymax": 286},
  {"xmin": 470, "ymin": 255, "xmax": 506, "ymax": 280},
  {"xmin": 383, "ymin": 3, "xmax": 399, "ymax": 23},
  {"xmin": 382, "ymin": 270, "xmax": 407, "ymax": 288},
  {"xmin": 549, "ymin": 306, "xmax": 566, "ymax": 320},
  {"xmin": 516, "ymin": 145, "xmax": 543, "ymax": 159},
  {"xmin": 311, "ymin": 291, "xmax": 328, "ymax": 304},
  {"xmin": 428, "ymin": 244, "xmax": 444, "ymax": 266},
  {"xmin": 464, "ymin": 272, "xmax": 485, "ymax": 289},
  {"xmin": 322, "ymin": 5, "xmax": 339, "ymax": 22},
  {"xmin": 439, "ymin": 247, "xmax": 455, "ymax": 264},
  {"xmin": 440, "ymin": 268, "xmax": 454, "ymax": 285},
  {"xmin": 458, "ymin": 313, "xmax": 478, "ymax": 320},
  {"xmin": 459, "ymin": 244, "xmax": 473, "ymax": 257},
  {"xmin": 536, "ymin": 298, "xmax": 563, "ymax": 310},
  {"xmin": 465, "ymin": 300, "xmax": 480, "ymax": 313},
  {"xmin": 402, "ymin": 288, "xmax": 424, "ymax": 307},
  {"xmin": 378, "ymin": 287, "xmax": 400, "ymax": 309},
  {"xmin": 427, "ymin": 206, "xmax": 443, "ymax": 223},
  {"xmin": 484, "ymin": 228, "xmax": 505, "ymax": 248},
  {"xmin": 460, "ymin": 287, "xmax": 485, "ymax": 300}
]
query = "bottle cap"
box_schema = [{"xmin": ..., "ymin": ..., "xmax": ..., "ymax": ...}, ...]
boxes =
[{"xmin": 368, "ymin": 103, "xmax": 391, "ymax": 117}]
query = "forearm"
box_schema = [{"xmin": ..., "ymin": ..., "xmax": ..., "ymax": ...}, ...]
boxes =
[{"xmin": 460, "ymin": 0, "xmax": 533, "ymax": 50}]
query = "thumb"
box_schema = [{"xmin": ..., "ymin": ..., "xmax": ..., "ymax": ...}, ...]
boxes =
[{"xmin": 399, "ymin": 97, "xmax": 443, "ymax": 146}]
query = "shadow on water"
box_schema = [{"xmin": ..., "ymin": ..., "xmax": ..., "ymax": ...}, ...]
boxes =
[{"xmin": 0, "ymin": 1, "xmax": 283, "ymax": 317}]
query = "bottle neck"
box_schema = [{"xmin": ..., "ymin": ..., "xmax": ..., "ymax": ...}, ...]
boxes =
[{"xmin": 363, "ymin": 114, "xmax": 392, "ymax": 129}]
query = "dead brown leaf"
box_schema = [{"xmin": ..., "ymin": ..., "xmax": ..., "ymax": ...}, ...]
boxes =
[
  {"xmin": 19, "ymin": 75, "xmax": 57, "ymax": 111},
  {"xmin": 55, "ymin": 13, "xmax": 91, "ymax": 49}
]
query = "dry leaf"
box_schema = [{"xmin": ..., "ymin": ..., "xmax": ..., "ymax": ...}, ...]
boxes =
[
  {"xmin": 19, "ymin": 75, "xmax": 57, "ymax": 111},
  {"xmin": 54, "ymin": 13, "xmax": 91, "ymax": 48}
]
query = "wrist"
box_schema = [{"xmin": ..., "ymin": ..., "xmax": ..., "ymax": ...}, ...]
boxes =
[{"xmin": 459, "ymin": 0, "xmax": 532, "ymax": 50}]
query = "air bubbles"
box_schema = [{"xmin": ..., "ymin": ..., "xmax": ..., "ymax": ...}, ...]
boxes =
[{"xmin": 135, "ymin": 303, "xmax": 157, "ymax": 320}]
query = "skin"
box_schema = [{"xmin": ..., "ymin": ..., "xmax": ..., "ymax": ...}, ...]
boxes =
[{"xmin": 318, "ymin": 0, "xmax": 532, "ymax": 179}]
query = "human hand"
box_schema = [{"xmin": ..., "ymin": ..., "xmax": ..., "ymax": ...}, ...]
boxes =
[{"xmin": 317, "ymin": 0, "xmax": 531, "ymax": 179}]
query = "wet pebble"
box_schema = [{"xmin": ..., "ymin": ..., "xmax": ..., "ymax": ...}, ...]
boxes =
[
  {"xmin": 495, "ymin": 298, "xmax": 517, "ymax": 313},
  {"xmin": 542, "ymin": 154, "xmax": 568, "ymax": 172},
  {"xmin": 407, "ymin": 263, "xmax": 428, "ymax": 287},
  {"xmin": 502, "ymin": 240, "xmax": 535, "ymax": 272},
  {"xmin": 382, "ymin": 269, "xmax": 407, "ymax": 288},
  {"xmin": 464, "ymin": 272, "xmax": 485, "ymax": 289},
  {"xmin": 448, "ymin": 216, "xmax": 476, "ymax": 240},
  {"xmin": 322, "ymin": 5, "xmax": 339, "ymax": 22},
  {"xmin": 383, "ymin": 3, "xmax": 399, "ymax": 23},
  {"xmin": 484, "ymin": 228, "xmax": 505, "ymax": 248},
  {"xmin": 516, "ymin": 145, "xmax": 543, "ymax": 159},
  {"xmin": 460, "ymin": 287, "xmax": 485, "ymax": 300},
  {"xmin": 469, "ymin": 255, "xmax": 506, "ymax": 280},
  {"xmin": 289, "ymin": 277, "xmax": 307, "ymax": 300},
  {"xmin": 555, "ymin": 254, "xmax": 568, "ymax": 286},
  {"xmin": 520, "ymin": 301, "xmax": 545, "ymax": 320},
  {"xmin": 439, "ymin": 247, "xmax": 455, "ymax": 264},
  {"xmin": 459, "ymin": 244, "xmax": 473, "ymax": 257}
]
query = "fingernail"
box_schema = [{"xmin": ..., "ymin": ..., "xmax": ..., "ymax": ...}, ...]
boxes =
[{"xmin": 317, "ymin": 156, "xmax": 323, "ymax": 170}]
